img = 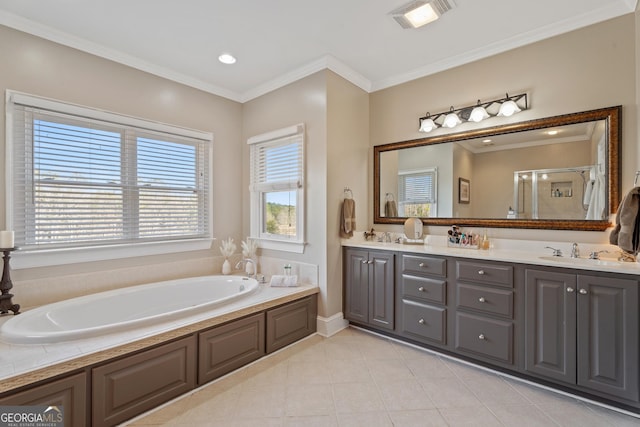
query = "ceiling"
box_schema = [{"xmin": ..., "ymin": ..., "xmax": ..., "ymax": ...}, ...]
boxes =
[{"xmin": 0, "ymin": 0, "xmax": 637, "ymax": 103}]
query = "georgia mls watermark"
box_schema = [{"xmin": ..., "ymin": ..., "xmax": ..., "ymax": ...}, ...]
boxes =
[{"xmin": 0, "ymin": 406, "xmax": 64, "ymax": 427}]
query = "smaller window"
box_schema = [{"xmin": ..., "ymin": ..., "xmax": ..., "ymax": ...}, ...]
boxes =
[
  {"xmin": 248, "ymin": 124, "xmax": 305, "ymax": 253},
  {"xmin": 398, "ymin": 168, "xmax": 437, "ymax": 217}
]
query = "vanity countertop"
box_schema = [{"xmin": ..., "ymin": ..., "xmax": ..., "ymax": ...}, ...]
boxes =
[
  {"xmin": 342, "ymin": 237, "xmax": 640, "ymax": 275},
  {"xmin": 0, "ymin": 282, "xmax": 319, "ymax": 394}
]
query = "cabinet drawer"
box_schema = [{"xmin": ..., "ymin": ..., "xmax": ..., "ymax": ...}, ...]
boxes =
[
  {"xmin": 455, "ymin": 312, "xmax": 513, "ymax": 364},
  {"xmin": 401, "ymin": 299, "xmax": 446, "ymax": 345},
  {"xmin": 456, "ymin": 283, "xmax": 513, "ymax": 318},
  {"xmin": 456, "ymin": 261, "xmax": 513, "ymax": 288},
  {"xmin": 402, "ymin": 254, "xmax": 446, "ymax": 277},
  {"xmin": 402, "ymin": 275, "xmax": 446, "ymax": 304}
]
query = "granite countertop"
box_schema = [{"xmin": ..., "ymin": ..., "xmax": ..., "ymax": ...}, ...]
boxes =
[
  {"xmin": 0, "ymin": 282, "xmax": 319, "ymax": 393},
  {"xmin": 342, "ymin": 235, "xmax": 640, "ymax": 275}
]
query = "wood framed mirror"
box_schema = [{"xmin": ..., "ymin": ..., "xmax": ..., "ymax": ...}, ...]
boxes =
[{"xmin": 374, "ymin": 106, "xmax": 621, "ymax": 231}]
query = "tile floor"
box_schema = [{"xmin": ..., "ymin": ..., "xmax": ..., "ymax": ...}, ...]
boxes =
[{"xmin": 125, "ymin": 327, "xmax": 640, "ymax": 426}]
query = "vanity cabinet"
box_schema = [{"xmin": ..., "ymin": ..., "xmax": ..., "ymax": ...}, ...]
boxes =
[
  {"xmin": 344, "ymin": 248, "xmax": 395, "ymax": 331},
  {"xmin": 525, "ymin": 268, "xmax": 639, "ymax": 402},
  {"xmin": 454, "ymin": 260, "xmax": 515, "ymax": 366},
  {"xmin": 398, "ymin": 254, "xmax": 448, "ymax": 346}
]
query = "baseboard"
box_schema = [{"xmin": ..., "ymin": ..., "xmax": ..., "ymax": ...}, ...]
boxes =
[{"xmin": 316, "ymin": 312, "xmax": 348, "ymax": 337}]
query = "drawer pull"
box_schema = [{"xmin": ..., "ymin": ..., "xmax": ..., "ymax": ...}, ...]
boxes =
[
  {"xmin": 361, "ymin": 260, "xmax": 368, "ymax": 264},
  {"xmin": 418, "ymin": 318, "xmax": 425, "ymax": 324},
  {"xmin": 418, "ymin": 286, "xmax": 425, "ymax": 292},
  {"xmin": 419, "ymin": 262, "xmax": 426, "ymax": 268},
  {"xmin": 368, "ymin": 260, "xmax": 373, "ymax": 264},
  {"xmin": 579, "ymin": 288, "xmax": 588, "ymax": 295},
  {"xmin": 478, "ymin": 334, "xmax": 486, "ymax": 340},
  {"xmin": 567, "ymin": 287, "xmax": 575, "ymax": 293},
  {"xmin": 478, "ymin": 297, "xmax": 486, "ymax": 303},
  {"xmin": 478, "ymin": 270, "xmax": 485, "ymax": 275}
]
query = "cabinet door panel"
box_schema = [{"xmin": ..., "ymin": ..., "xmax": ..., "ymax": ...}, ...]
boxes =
[
  {"xmin": 577, "ymin": 275, "xmax": 639, "ymax": 402},
  {"xmin": 525, "ymin": 269, "xmax": 576, "ymax": 383},
  {"xmin": 402, "ymin": 299, "xmax": 446, "ymax": 345},
  {"xmin": 369, "ymin": 252, "xmax": 395, "ymax": 330},
  {"xmin": 344, "ymin": 249, "xmax": 369, "ymax": 323},
  {"xmin": 455, "ymin": 312, "xmax": 513, "ymax": 364}
]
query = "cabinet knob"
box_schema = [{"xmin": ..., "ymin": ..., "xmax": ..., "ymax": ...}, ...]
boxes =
[
  {"xmin": 367, "ymin": 260, "xmax": 373, "ymax": 264},
  {"xmin": 361, "ymin": 260, "xmax": 368, "ymax": 264},
  {"xmin": 478, "ymin": 297, "xmax": 486, "ymax": 303},
  {"xmin": 478, "ymin": 334, "xmax": 486, "ymax": 340},
  {"xmin": 478, "ymin": 270, "xmax": 485, "ymax": 275},
  {"xmin": 579, "ymin": 288, "xmax": 588, "ymax": 295},
  {"xmin": 566, "ymin": 287, "xmax": 575, "ymax": 293},
  {"xmin": 418, "ymin": 318, "xmax": 425, "ymax": 324},
  {"xmin": 419, "ymin": 262, "xmax": 426, "ymax": 268},
  {"xmin": 418, "ymin": 286, "xmax": 425, "ymax": 292}
]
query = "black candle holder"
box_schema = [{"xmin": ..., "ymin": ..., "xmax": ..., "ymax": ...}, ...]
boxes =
[{"xmin": 0, "ymin": 248, "xmax": 20, "ymax": 315}]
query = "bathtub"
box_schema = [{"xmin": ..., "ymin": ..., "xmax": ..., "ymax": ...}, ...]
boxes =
[{"xmin": 0, "ymin": 275, "xmax": 259, "ymax": 344}]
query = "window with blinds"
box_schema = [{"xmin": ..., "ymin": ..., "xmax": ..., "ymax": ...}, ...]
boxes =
[
  {"xmin": 7, "ymin": 92, "xmax": 212, "ymax": 252},
  {"xmin": 398, "ymin": 168, "xmax": 437, "ymax": 217},
  {"xmin": 248, "ymin": 124, "xmax": 305, "ymax": 252}
]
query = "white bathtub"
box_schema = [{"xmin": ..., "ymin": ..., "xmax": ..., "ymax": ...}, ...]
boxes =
[{"xmin": 0, "ymin": 275, "xmax": 259, "ymax": 344}]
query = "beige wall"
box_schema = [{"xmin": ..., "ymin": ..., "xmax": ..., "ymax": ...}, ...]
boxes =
[
  {"xmin": 0, "ymin": 25, "xmax": 243, "ymax": 307},
  {"xmin": 369, "ymin": 14, "xmax": 637, "ymax": 243}
]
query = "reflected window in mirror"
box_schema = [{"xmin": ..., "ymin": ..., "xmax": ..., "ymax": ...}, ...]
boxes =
[{"xmin": 397, "ymin": 168, "xmax": 438, "ymax": 217}]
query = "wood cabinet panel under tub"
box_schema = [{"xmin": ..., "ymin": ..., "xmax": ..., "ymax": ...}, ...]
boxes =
[
  {"xmin": 92, "ymin": 336, "xmax": 196, "ymax": 427},
  {"xmin": 266, "ymin": 295, "xmax": 317, "ymax": 353},
  {"xmin": 198, "ymin": 312, "xmax": 265, "ymax": 385},
  {"xmin": 0, "ymin": 372, "xmax": 87, "ymax": 427}
]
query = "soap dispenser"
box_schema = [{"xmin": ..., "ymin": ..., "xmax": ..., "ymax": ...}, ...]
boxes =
[{"xmin": 481, "ymin": 230, "xmax": 490, "ymax": 250}]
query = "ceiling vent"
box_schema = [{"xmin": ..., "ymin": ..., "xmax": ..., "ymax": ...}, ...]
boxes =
[{"xmin": 390, "ymin": 0, "xmax": 456, "ymax": 29}]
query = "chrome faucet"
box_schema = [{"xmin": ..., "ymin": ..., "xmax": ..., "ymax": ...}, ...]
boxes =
[
  {"xmin": 570, "ymin": 243, "xmax": 580, "ymax": 258},
  {"xmin": 235, "ymin": 258, "xmax": 257, "ymax": 278},
  {"xmin": 545, "ymin": 246, "xmax": 563, "ymax": 257},
  {"xmin": 589, "ymin": 250, "xmax": 610, "ymax": 260}
]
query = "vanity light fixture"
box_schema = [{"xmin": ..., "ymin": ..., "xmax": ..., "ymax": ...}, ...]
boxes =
[
  {"xmin": 390, "ymin": 0, "xmax": 456, "ymax": 29},
  {"xmin": 442, "ymin": 107, "xmax": 462, "ymax": 128},
  {"xmin": 418, "ymin": 92, "xmax": 528, "ymax": 133}
]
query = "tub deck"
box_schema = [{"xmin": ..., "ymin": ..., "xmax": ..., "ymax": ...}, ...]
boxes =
[{"xmin": 0, "ymin": 281, "xmax": 319, "ymax": 394}]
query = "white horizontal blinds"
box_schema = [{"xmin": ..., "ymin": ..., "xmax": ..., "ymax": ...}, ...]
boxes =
[
  {"xmin": 10, "ymin": 96, "xmax": 211, "ymax": 250},
  {"xmin": 399, "ymin": 171, "xmax": 435, "ymax": 204},
  {"xmin": 250, "ymin": 134, "xmax": 303, "ymax": 192},
  {"xmin": 134, "ymin": 132, "xmax": 209, "ymax": 240}
]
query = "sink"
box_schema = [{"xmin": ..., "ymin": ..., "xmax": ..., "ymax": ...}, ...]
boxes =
[{"xmin": 538, "ymin": 256, "xmax": 622, "ymax": 267}]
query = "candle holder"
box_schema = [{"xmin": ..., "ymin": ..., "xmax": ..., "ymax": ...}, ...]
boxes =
[{"xmin": 0, "ymin": 248, "xmax": 20, "ymax": 315}]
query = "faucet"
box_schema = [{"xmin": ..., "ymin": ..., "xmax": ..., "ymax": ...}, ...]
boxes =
[
  {"xmin": 589, "ymin": 250, "xmax": 610, "ymax": 260},
  {"xmin": 545, "ymin": 246, "xmax": 563, "ymax": 257},
  {"xmin": 235, "ymin": 258, "xmax": 257, "ymax": 278},
  {"xmin": 570, "ymin": 243, "xmax": 580, "ymax": 258}
]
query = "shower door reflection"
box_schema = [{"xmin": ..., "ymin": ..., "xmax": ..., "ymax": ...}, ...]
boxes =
[{"xmin": 513, "ymin": 166, "xmax": 602, "ymax": 220}]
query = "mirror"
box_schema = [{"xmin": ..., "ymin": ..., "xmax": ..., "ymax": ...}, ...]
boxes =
[{"xmin": 374, "ymin": 106, "xmax": 621, "ymax": 231}]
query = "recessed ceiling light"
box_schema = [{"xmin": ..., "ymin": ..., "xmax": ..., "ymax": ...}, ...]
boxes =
[
  {"xmin": 218, "ymin": 53, "xmax": 236, "ymax": 65},
  {"xmin": 390, "ymin": 0, "xmax": 456, "ymax": 29},
  {"xmin": 547, "ymin": 130, "xmax": 559, "ymax": 136}
]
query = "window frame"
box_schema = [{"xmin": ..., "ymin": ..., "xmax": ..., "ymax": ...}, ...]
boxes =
[
  {"xmin": 5, "ymin": 90, "xmax": 214, "ymax": 268},
  {"xmin": 398, "ymin": 167, "xmax": 438, "ymax": 217},
  {"xmin": 248, "ymin": 124, "xmax": 305, "ymax": 253}
]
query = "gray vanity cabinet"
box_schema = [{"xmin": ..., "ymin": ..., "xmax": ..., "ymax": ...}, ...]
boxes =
[
  {"xmin": 344, "ymin": 248, "xmax": 395, "ymax": 331},
  {"xmin": 398, "ymin": 254, "xmax": 448, "ymax": 347},
  {"xmin": 525, "ymin": 268, "xmax": 639, "ymax": 402}
]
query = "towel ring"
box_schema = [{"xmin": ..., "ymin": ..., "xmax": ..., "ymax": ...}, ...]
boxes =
[{"xmin": 343, "ymin": 187, "xmax": 353, "ymax": 199}]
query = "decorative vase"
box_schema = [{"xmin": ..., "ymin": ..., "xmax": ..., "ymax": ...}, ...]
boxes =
[
  {"xmin": 245, "ymin": 259, "xmax": 255, "ymax": 276},
  {"xmin": 222, "ymin": 258, "xmax": 231, "ymax": 275}
]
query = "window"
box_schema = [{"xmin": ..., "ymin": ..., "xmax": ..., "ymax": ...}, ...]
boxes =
[
  {"xmin": 6, "ymin": 91, "xmax": 212, "ymax": 263},
  {"xmin": 248, "ymin": 124, "xmax": 305, "ymax": 253},
  {"xmin": 398, "ymin": 168, "xmax": 437, "ymax": 217}
]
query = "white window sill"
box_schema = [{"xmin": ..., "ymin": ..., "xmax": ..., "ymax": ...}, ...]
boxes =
[
  {"xmin": 11, "ymin": 239, "xmax": 214, "ymax": 269},
  {"xmin": 257, "ymin": 238, "xmax": 306, "ymax": 254}
]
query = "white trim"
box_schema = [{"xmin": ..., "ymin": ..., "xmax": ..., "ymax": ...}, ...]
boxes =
[
  {"xmin": 11, "ymin": 238, "xmax": 214, "ymax": 269},
  {"xmin": 247, "ymin": 123, "xmax": 304, "ymax": 145},
  {"xmin": 8, "ymin": 91, "xmax": 212, "ymax": 141},
  {"xmin": 258, "ymin": 238, "xmax": 306, "ymax": 254},
  {"xmin": 316, "ymin": 313, "xmax": 349, "ymax": 337}
]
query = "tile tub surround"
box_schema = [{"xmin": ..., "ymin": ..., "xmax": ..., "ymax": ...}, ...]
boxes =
[
  {"xmin": 125, "ymin": 327, "xmax": 640, "ymax": 426},
  {"xmin": 0, "ymin": 281, "xmax": 319, "ymax": 394}
]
